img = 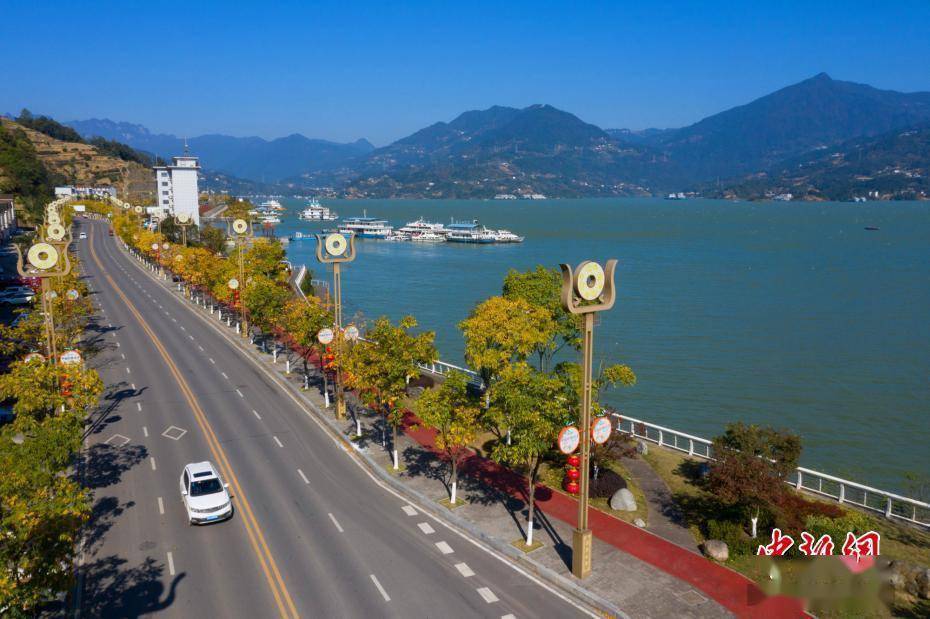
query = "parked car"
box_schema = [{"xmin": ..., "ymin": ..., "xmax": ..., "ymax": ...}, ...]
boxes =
[
  {"xmin": 79, "ymin": 232, "xmax": 87, "ymax": 239},
  {"xmin": 179, "ymin": 461, "xmax": 233, "ymax": 524},
  {"xmin": 0, "ymin": 289, "xmax": 34, "ymax": 305}
]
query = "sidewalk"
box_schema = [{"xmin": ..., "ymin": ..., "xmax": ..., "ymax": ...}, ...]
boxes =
[
  {"xmin": 138, "ymin": 264, "xmax": 806, "ymax": 618},
  {"xmin": 621, "ymin": 455, "xmax": 700, "ymax": 553}
]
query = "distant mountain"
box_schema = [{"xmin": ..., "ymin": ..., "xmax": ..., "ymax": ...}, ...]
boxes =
[
  {"xmin": 643, "ymin": 73, "xmax": 930, "ymax": 183},
  {"xmin": 320, "ymin": 104, "xmax": 665, "ymax": 198},
  {"xmin": 66, "ymin": 118, "xmax": 374, "ymax": 183},
  {"xmin": 710, "ymin": 124, "xmax": 930, "ymax": 201},
  {"xmin": 605, "ymin": 127, "xmax": 673, "ymax": 144}
]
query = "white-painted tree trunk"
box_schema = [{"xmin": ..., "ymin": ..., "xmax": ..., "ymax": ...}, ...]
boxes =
[
  {"xmin": 285, "ymin": 359, "xmax": 290, "ymax": 374},
  {"xmin": 506, "ymin": 429, "xmax": 511, "ymax": 445},
  {"xmin": 526, "ymin": 517, "xmax": 534, "ymax": 546},
  {"xmin": 751, "ymin": 516, "xmax": 758, "ymax": 539},
  {"xmin": 324, "ymin": 390, "xmax": 330, "ymax": 407},
  {"xmin": 392, "ymin": 449, "xmax": 399, "ymax": 470},
  {"xmin": 451, "ymin": 480, "xmax": 457, "ymax": 505},
  {"xmin": 356, "ymin": 417, "xmax": 361, "ymax": 437}
]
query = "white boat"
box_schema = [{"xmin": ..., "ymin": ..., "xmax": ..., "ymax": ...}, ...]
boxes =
[
  {"xmin": 398, "ymin": 217, "xmax": 445, "ymax": 235},
  {"xmin": 259, "ymin": 199, "xmax": 285, "ymax": 211},
  {"xmin": 299, "ymin": 198, "xmax": 338, "ymax": 221},
  {"xmin": 409, "ymin": 231, "xmax": 446, "ymax": 242},
  {"xmin": 445, "ymin": 219, "xmax": 496, "ymax": 244},
  {"xmin": 492, "ymin": 229, "xmax": 524, "ymax": 243},
  {"xmin": 339, "ymin": 212, "xmax": 393, "ymax": 239}
]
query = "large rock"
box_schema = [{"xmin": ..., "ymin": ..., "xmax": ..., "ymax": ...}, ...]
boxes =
[
  {"xmin": 633, "ymin": 518, "xmax": 646, "ymax": 528},
  {"xmin": 636, "ymin": 439, "xmax": 649, "ymax": 455},
  {"xmin": 703, "ymin": 540, "xmax": 729, "ymax": 562},
  {"xmin": 916, "ymin": 567, "xmax": 930, "ymax": 600},
  {"xmin": 610, "ymin": 488, "xmax": 637, "ymax": 512}
]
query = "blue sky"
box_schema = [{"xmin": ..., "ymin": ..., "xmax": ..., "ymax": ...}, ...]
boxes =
[{"xmin": 2, "ymin": 1, "xmax": 929, "ymax": 145}]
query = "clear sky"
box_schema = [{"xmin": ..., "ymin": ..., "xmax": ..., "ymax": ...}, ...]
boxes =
[{"xmin": 2, "ymin": 1, "xmax": 929, "ymax": 145}]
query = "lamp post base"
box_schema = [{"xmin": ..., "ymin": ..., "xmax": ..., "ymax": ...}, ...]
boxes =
[{"xmin": 572, "ymin": 528, "xmax": 593, "ymax": 579}]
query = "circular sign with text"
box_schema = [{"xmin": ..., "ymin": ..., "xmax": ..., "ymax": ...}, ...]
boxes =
[
  {"xmin": 591, "ymin": 416, "xmax": 612, "ymax": 445},
  {"xmin": 59, "ymin": 350, "xmax": 83, "ymax": 365},
  {"xmin": 317, "ymin": 328, "xmax": 334, "ymax": 345},
  {"xmin": 227, "ymin": 278, "xmax": 239, "ymax": 290},
  {"xmin": 344, "ymin": 325, "xmax": 359, "ymax": 341},
  {"xmin": 66, "ymin": 289, "xmax": 80, "ymax": 301},
  {"xmin": 558, "ymin": 425, "xmax": 580, "ymax": 454}
]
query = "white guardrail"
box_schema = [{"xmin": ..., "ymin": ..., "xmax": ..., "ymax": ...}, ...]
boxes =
[{"xmin": 613, "ymin": 413, "xmax": 930, "ymax": 528}]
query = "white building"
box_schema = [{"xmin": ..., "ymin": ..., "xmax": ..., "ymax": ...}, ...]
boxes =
[{"xmin": 153, "ymin": 154, "xmax": 201, "ymax": 225}]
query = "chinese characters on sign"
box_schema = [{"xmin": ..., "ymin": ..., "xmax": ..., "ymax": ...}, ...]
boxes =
[{"xmin": 757, "ymin": 528, "xmax": 880, "ymax": 559}]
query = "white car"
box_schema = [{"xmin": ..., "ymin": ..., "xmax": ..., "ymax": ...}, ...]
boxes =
[
  {"xmin": 0, "ymin": 290, "xmax": 34, "ymax": 305},
  {"xmin": 179, "ymin": 461, "xmax": 233, "ymax": 524},
  {"xmin": 79, "ymin": 232, "xmax": 87, "ymax": 239}
]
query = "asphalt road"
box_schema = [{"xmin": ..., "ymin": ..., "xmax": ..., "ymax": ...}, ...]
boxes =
[{"xmin": 75, "ymin": 217, "xmax": 589, "ymax": 619}]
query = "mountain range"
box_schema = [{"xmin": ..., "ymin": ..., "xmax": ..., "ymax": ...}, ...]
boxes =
[{"xmin": 65, "ymin": 73, "xmax": 930, "ymax": 200}]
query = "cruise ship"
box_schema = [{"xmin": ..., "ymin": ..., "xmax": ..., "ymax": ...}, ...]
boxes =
[
  {"xmin": 445, "ymin": 219, "xmax": 497, "ymax": 244},
  {"xmin": 298, "ymin": 198, "xmax": 338, "ymax": 221},
  {"xmin": 396, "ymin": 217, "xmax": 446, "ymax": 241},
  {"xmin": 338, "ymin": 214, "xmax": 394, "ymax": 239}
]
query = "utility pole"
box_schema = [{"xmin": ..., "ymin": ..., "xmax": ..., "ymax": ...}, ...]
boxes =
[
  {"xmin": 228, "ymin": 218, "xmax": 252, "ymax": 338},
  {"xmin": 315, "ymin": 232, "xmax": 357, "ymax": 419},
  {"xmin": 559, "ymin": 259, "xmax": 618, "ymax": 579}
]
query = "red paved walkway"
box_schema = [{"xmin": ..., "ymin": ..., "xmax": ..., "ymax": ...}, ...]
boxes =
[{"xmin": 400, "ymin": 411, "xmax": 807, "ymax": 618}]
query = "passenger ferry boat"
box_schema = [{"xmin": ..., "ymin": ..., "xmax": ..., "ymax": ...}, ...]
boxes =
[
  {"xmin": 445, "ymin": 219, "xmax": 496, "ymax": 244},
  {"xmin": 397, "ymin": 217, "xmax": 445, "ymax": 235},
  {"xmin": 338, "ymin": 212, "xmax": 394, "ymax": 239},
  {"xmin": 259, "ymin": 199, "xmax": 285, "ymax": 211},
  {"xmin": 298, "ymin": 198, "xmax": 338, "ymax": 221},
  {"xmin": 491, "ymin": 229, "xmax": 524, "ymax": 243}
]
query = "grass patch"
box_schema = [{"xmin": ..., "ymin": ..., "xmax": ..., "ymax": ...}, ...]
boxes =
[
  {"xmin": 511, "ymin": 538, "xmax": 544, "ymax": 553},
  {"xmin": 381, "ymin": 460, "xmax": 407, "ymax": 476},
  {"xmin": 438, "ymin": 496, "xmax": 468, "ymax": 510}
]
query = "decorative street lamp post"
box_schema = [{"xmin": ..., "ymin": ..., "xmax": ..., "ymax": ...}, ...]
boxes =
[
  {"xmin": 315, "ymin": 232, "xmax": 357, "ymax": 419},
  {"xmin": 228, "ymin": 218, "xmax": 252, "ymax": 338},
  {"xmin": 559, "ymin": 259, "xmax": 618, "ymax": 580}
]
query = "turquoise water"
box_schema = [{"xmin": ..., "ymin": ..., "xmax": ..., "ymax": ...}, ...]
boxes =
[{"xmin": 274, "ymin": 198, "xmax": 930, "ymax": 492}]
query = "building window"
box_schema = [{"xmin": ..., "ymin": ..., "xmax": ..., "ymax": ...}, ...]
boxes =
[
  {"xmin": 161, "ymin": 181, "xmax": 169, "ymax": 186},
  {"xmin": 162, "ymin": 190, "xmax": 169, "ymax": 196}
]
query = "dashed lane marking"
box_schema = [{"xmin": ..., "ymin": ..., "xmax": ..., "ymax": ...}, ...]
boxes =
[
  {"xmin": 142, "ymin": 426, "xmax": 148, "ymax": 437},
  {"xmin": 455, "ymin": 562, "xmax": 474, "ymax": 577},
  {"xmin": 418, "ymin": 522, "xmax": 435, "ymax": 535},
  {"xmin": 167, "ymin": 551, "xmax": 175, "ymax": 576},
  {"xmin": 150, "ymin": 457, "xmax": 157, "ymax": 471},
  {"xmin": 370, "ymin": 574, "xmax": 390, "ymax": 602},
  {"xmin": 157, "ymin": 497, "xmax": 164, "ymax": 515},
  {"xmin": 137, "ymin": 402, "xmax": 142, "ymax": 412},
  {"xmin": 221, "ymin": 371, "xmax": 228, "ymax": 379},
  {"xmin": 125, "ymin": 367, "xmax": 131, "ymax": 374},
  {"xmin": 328, "ymin": 513, "xmax": 344, "ymax": 533},
  {"xmin": 402, "ymin": 505, "xmax": 417, "ymax": 516},
  {"xmin": 436, "ymin": 541, "xmax": 454, "ymax": 555},
  {"xmin": 273, "ymin": 436, "xmax": 283, "ymax": 448},
  {"xmin": 209, "ymin": 358, "xmax": 215, "ymax": 364},
  {"xmin": 252, "ymin": 409, "xmax": 262, "ymax": 420},
  {"xmin": 477, "ymin": 587, "xmax": 499, "ymax": 603},
  {"xmin": 297, "ymin": 469, "xmax": 309, "ymax": 484},
  {"xmin": 236, "ymin": 389, "xmax": 244, "ymax": 398}
]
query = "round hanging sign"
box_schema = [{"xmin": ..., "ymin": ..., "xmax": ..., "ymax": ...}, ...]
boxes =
[
  {"xmin": 558, "ymin": 425, "xmax": 581, "ymax": 454},
  {"xmin": 227, "ymin": 278, "xmax": 239, "ymax": 290},
  {"xmin": 66, "ymin": 289, "xmax": 80, "ymax": 301},
  {"xmin": 591, "ymin": 416, "xmax": 612, "ymax": 445},
  {"xmin": 344, "ymin": 325, "xmax": 359, "ymax": 341},
  {"xmin": 317, "ymin": 328, "xmax": 334, "ymax": 344},
  {"xmin": 24, "ymin": 352, "xmax": 45, "ymax": 364},
  {"xmin": 151, "ymin": 243, "xmax": 159, "ymax": 250},
  {"xmin": 60, "ymin": 350, "xmax": 83, "ymax": 365}
]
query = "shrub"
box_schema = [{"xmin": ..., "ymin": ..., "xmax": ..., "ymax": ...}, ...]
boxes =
[
  {"xmin": 706, "ymin": 519, "xmax": 754, "ymax": 557},
  {"xmin": 772, "ymin": 492, "xmax": 844, "ymax": 532},
  {"xmin": 804, "ymin": 511, "xmax": 872, "ymax": 544},
  {"xmin": 590, "ymin": 469, "xmax": 627, "ymax": 498}
]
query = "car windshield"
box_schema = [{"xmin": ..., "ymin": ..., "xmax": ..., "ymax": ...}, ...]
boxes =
[{"xmin": 190, "ymin": 478, "xmax": 223, "ymax": 496}]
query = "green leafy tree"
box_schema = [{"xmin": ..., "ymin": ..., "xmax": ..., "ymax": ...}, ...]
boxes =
[
  {"xmin": 489, "ymin": 362, "xmax": 568, "ymax": 546},
  {"xmin": 706, "ymin": 423, "xmax": 802, "ymax": 538},
  {"xmin": 198, "ymin": 225, "xmax": 227, "ymax": 254},
  {"xmin": 502, "ymin": 265, "xmax": 581, "ymax": 371},
  {"xmin": 416, "ymin": 371, "xmax": 482, "ymax": 504},
  {"xmin": 242, "ymin": 275, "xmax": 290, "ymax": 333},
  {"xmin": 0, "ymin": 361, "xmax": 104, "ymax": 425},
  {"xmin": 344, "ymin": 316, "xmax": 436, "ymax": 469}
]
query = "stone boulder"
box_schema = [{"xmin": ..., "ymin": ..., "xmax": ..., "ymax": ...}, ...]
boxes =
[
  {"xmin": 609, "ymin": 488, "xmax": 637, "ymax": 512},
  {"xmin": 703, "ymin": 540, "xmax": 729, "ymax": 562},
  {"xmin": 916, "ymin": 567, "xmax": 930, "ymax": 600},
  {"xmin": 635, "ymin": 439, "xmax": 649, "ymax": 455},
  {"xmin": 633, "ymin": 518, "xmax": 646, "ymax": 528}
]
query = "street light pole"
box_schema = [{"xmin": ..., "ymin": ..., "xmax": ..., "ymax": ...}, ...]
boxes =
[
  {"xmin": 315, "ymin": 232, "xmax": 356, "ymax": 420},
  {"xmin": 559, "ymin": 259, "xmax": 618, "ymax": 580},
  {"xmin": 228, "ymin": 218, "xmax": 252, "ymax": 338}
]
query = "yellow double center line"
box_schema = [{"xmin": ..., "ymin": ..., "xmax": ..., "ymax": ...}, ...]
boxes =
[{"xmin": 88, "ymin": 226, "xmax": 299, "ymax": 619}]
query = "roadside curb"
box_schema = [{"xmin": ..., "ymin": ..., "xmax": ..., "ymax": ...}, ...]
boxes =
[{"xmin": 116, "ymin": 237, "xmax": 629, "ymax": 619}]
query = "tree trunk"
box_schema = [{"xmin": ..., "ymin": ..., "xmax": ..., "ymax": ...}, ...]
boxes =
[
  {"xmin": 526, "ymin": 457, "xmax": 541, "ymax": 546},
  {"xmin": 450, "ymin": 459, "xmax": 458, "ymax": 505},
  {"xmin": 392, "ymin": 422, "xmax": 399, "ymax": 470}
]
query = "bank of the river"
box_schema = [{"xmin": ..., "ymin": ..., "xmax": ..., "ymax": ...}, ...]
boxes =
[{"xmin": 274, "ymin": 197, "xmax": 929, "ymax": 493}]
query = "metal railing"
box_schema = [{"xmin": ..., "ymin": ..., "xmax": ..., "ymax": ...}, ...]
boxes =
[
  {"xmin": 613, "ymin": 413, "xmax": 930, "ymax": 528},
  {"xmin": 417, "ymin": 359, "xmax": 484, "ymax": 388}
]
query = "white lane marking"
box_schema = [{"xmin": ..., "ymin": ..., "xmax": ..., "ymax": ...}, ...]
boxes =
[
  {"xmin": 171, "ymin": 318, "xmax": 177, "ymax": 323},
  {"xmin": 455, "ymin": 562, "xmax": 475, "ymax": 577},
  {"xmin": 370, "ymin": 574, "xmax": 390, "ymax": 602},
  {"xmin": 137, "ymin": 402, "xmax": 142, "ymax": 412},
  {"xmin": 436, "ymin": 541, "xmax": 454, "ymax": 554},
  {"xmin": 418, "ymin": 522, "xmax": 435, "ymax": 535},
  {"xmin": 125, "ymin": 367, "xmax": 131, "ymax": 374},
  {"xmin": 252, "ymin": 409, "xmax": 262, "ymax": 420},
  {"xmin": 402, "ymin": 505, "xmax": 417, "ymax": 516},
  {"xmin": 220, "ymin": 371, "xmax": 228, "ymax": 379},
  {"xmin": 273, "ymin": 436, "xmax": 283, "ymax": 448},
  {"xmin": 236, "ymin": 389, "xmax": 244, "ymax": 398},
  {"xmin": 477, "ymin": 587, "xmax": 499, "ymax": 603},
  {"xmin": 142, "ymin": 426, "xmax": 149, "ymax": 437},
  {"xmin": 188, "ymin": 335, "xmax": 194, "ymax": 340},
  {"xmin": 120, "ymin": 353, "xmax": 125, "ymax": 360},
  {"xmin": 131, "ymin": 383, "xmax": 136, "ymax": 390},
  {"xmin": 112, "ymin": 332, "xmax": 117, "ymax": 337},
  {"xmin": 297, "ymin": 469, "xmax": 309, "ymax": 484},
  {"xmin": 157, "ymin": 497, "xmax": 164, "ymax": 515},
  {"xmin": 115, "ymin": 341, "xmax": 120, "ymax": 347},
  {"xmin": 328, "ymin": 513, "xmax": 344, "ymax": 533},
  {"xmin": 197, "ymin": 345, "xmax": 204, "ymax": 351},
  {"xmin": 150, "ymin": 457, "xmax": 157, "ymax": 471},
  {"xmin": 209, "ymin": 358, "xmax": 215, "ymax": 364},
  {"xmin": 501, "ymin": 615, "xmax": 516, "ymax": 619},
  {"xmin": 166, "ymin": 551, "xmax": 175, "ymax": 576}
]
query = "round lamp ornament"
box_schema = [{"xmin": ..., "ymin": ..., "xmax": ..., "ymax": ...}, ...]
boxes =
[
  {"xmin": 558, "ymin": 425, "xmax": 581, "ymax": 454},
  {"xmin": 591, "ymin": 416, "xmax": 612, "ymax": 445},
  {"xmin": 344, "ymin": 324, "xmax": 360, "ymax": 341},
  {"xmin": 324, "ymin": 233, "xmax": 348, "ymax": 257},
  {"xmin": 46, "ymin": 223, "xmax": 66, "ymax": 241},
  {"xmin": 151, "ymin": 243, "xmax": 159, "ymax": 251},
  {"xmin": 59, "ymin": 350, "xmax": 83, "ymax": 365},
  {"xmin": 27, "ymin": 243, "xmax": 59, "ymax": 270},
  {"xmin": 575, "ymin": 261, "xmax": 606, "ymax": 301},
  {"xmin": 24, "ymin": 352, "xmax": 45, "ymax": 364},
  {"xmin": 47, "ymin": 213, "xmax": 61, "ymax": 225},
  {"xmin": 177, "ymin": 212, "xmax": 191, "ymax": 224},
  {"xmin": 232, "ymin": 219, "xmax": 248, "ymax": 235},
  {"xmin": 174, "ymin": 254, "xmax": 183, "ymax": 262},
  {"xmin": 66, "ymin": 289, "xmax": 80, "ymax": 301},
  {"xmin": 134, "ymin": 205, "xmax": 144, "ymax": 214},
  {"xmin": 46, "ymin": 290, "xmax": 58, "ymax": 300},
  {"xmin": 317, "ymin": 327, "xmax": 334, "ymax": 345},
  {"xmin": 227, "ymin": 278, "xmax": 239, "ymax": 290}
]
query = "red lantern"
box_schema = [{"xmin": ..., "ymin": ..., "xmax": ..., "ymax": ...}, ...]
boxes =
[
  {"xmin": 565, "ymin": 467, "xmax": 580, "ymax": 481},
  {"xmin": 566, "ymin": 454, "xmax": 581, "ymax": 468},
  {"xmin": 565, "ymin": 480, "xmax": 580, "ymax": 495}
]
